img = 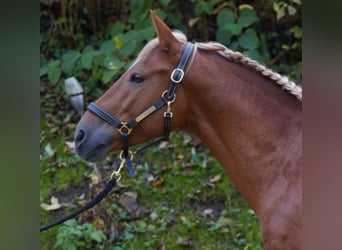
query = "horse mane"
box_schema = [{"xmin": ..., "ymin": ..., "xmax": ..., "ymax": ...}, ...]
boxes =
[
  {"xmin": 195, "ymin": 41, "xmax": 302, "ymax": 101},
  {"xmin": 139, "ymin": 31, "xmax": 302, "ymax": 101}
]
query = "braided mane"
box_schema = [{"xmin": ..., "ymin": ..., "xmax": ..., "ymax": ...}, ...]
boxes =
[
  {"xmin": 139, "ymin": 31, "xmax": 302, "ymax": 101},
  {"xmin": 195, "ymin": 41, "xmax": 302, "ymax": 101}
]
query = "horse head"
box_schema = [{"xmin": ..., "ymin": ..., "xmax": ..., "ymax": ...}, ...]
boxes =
[{"xmin": 74, "ymin": 11, "xmax": 192, "ymax": 162}]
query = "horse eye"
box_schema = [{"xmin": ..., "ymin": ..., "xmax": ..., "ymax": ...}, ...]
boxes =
[{"xmin": 130, "ymin": 73, "xmax": 145, "ymax": 84}]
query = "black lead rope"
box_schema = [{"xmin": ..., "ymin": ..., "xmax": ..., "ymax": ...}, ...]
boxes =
[{"xmin": 40, "ymin": 177, "xmax": 117, "ymax": 233}]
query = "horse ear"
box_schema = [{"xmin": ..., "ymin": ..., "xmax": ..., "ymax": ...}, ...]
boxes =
[{"xmin": 150, "ymin": 10, "xmax": 179, "ymax": 52}]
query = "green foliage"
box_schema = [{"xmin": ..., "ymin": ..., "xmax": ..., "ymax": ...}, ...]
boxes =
[
  {"xmin": 40, "ymin": 38, "xmax": 129, "ymax": 86},
  {"xmin": 273, "ymin": 0, "xmax": 302, "ymax": 20},
  {"xmin": 54, "ymin": 220, "xmax": 106, "ymax": 250},
  {"xmin": 216, "ymin": 5, "xmax": 265, "ymax": 63},
  {"xmin": 40, "ymin": 0, "xmax": 302, "ymax": 91},
  {"xmin": 195, "ymin": 1, "xmax": 215, "ymax": 15}
]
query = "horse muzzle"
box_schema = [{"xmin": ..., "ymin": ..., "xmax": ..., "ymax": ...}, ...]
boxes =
[{"xmin": 74, "ymin": 118, "xmax": 118, "ymax": 162}]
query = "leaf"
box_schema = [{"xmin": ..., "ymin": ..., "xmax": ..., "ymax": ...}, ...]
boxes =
[
  {"xmin": 154, "ymin": 10, "xmax": 167, "ymax": 20},
  {"xmin": 237, "ymin": 8, "xmax": 257, "ymax": 28},
  {"xmin": 89, "ymin": 231, "xmax": 105, "ymax": 242},
  {"xmin": 248, "ymin": 209, "xmax": 256, "ymax": 214},
  {"xmin": 128, "ymin": 8, "xmax": 148, "ymax": 25},
  {"xmin": 216, "ymin": 28, "xmax": 233, "ymax": 47},
  {"xmin": 101, "ymin": 70, "xmax": 119, "ymax": 84},
  {"xmin": 62, "ymin": 50, "xmax": 81, "ymax": 64},
  {"xmin": 100, "ymin": 40, "xmax": 115, "ymax": 55},
  {"xmin": 123, "ymin": 231, "xmax": 134, "ymax": 240},
  {"xmin": 287, "ymin": 5, "xmax": 297, "ymax": 16},
  {"xmin": 134, "ymin": 220, "xmax": 147, "ymax": 233},
  {"xmin": 40, "ymin": 196, "xmax": 62, "ymax": 211},
  {"xmin": 110, "ymin": 21, "xmax": 125, "ymax": 36},
  {"xmin": 44, "ymin": 143, "xmax": 55, "ymax": 157},
  {"xmin": 293, "ymin": 0, "xmax": 301, "ymax": 4},
  {"xmin": 69, "ymin": 245, "xmax": 77, "ymax": 250},
  {"xmin": 281, "ymin": 44, "xmax": 290, "ymax": 50},
  {"xmin": 238, "ymin": 4, "xmax": 253, "ymax": 10},
  {"xmin": 112, "ymin": 35, "xmax": 124, "ymax": 49},
  {"xmin": 80, "ymin": 52, "xmax": 94, "ymax": 70},
  {"xmin": 188, "ymin": 17, "xmax": 199, "ymax": 27},
  {"xmin": 290, "ymin": 26, "xmax": 302, "ymax": 39},
  {"xmin": 61, "ymin": 51, "xmax": 81, "ymax": 73},
  {"xmin": 61, "ymin": 61, "xmax": 74, "ymax": 74},
  {"xmin": 65, "ymin": 141, "xmax": 75, "ymax": 150},
  {"xmin": 217, "ymin": 9, "xmax": 235, "ymax": 28},
  {"xmin": 40, "ymin": 64, "xmax": 49, "ymax": 77},
  {"xmin": 209, "ymin": 174, "xmax": 221, "ymax": 183},
  {"xmin": 243, "ymin": 49, "xmax": 263, "ymax": 63},
  {"xmin": 195, "ymin": 2, "xmax": 213, "ymax": 15},
  {"xmin": 203, "ymin": 208, "xmax": 214, "ymax": 218},
  {"xmin": 141, "ymin": 26, "xmax": 155, "ymax": 41},
  {"xmin": 227, "ymin": 23, "xmax": 243, "ymax": 35},
  {"xmin": 123, "ymin": 30, "xmax": 144, "ymax": 43},
  {"xmin": 81, "ymin": 48, "xmax": 99, "ymax": 69},
  {"xmin": 229, "ymin": 40, "xmax": 239, "ymax": 51},
  {"xmin": 48, "ymin": 66, "xmax": 61, "ymax": 84},
  {"xmin": 273, "ymin": 2, "xmax": 286, "ymax": 20},
  {"xmin": 119, "ymin": 40, "xmax": 137, "ymax": 57},
  {"xmin": 118, "ymin": 191, "xmax": 143, "ymax": 215},
  {"xmin": 238, "ymin": 28, "xmax": 259, "ymax": 50},
  {"xmin": 150, "ymin": 211, "xmax": 158, "ymax": 220},
  {"xmin": 176, "ymin": 237, "xmax": 193, "ymax": 247},
  {"xmin": 82, "ymin": 45, "xmax": 94, "ymax": 53},
  {"xmin": 160, "ymin": 0, "xmax": 171, "ymax": 6},
  {"xmin": 54, "ymin": 238, "xmax": 63, "ymax": 247},
  {"xmin": 48, "ymin": 60, "xmax": 61, "ymax": 67},
  {"xmin": 103, "ymin": 55, "xmax": 125, "ymax": 70},
  {"xmin": 217, "ymin": 217, "xmax": 232, "ymax": 227},
  {"xmin": 152, "ymin": 178, "xmax": 165, "ymax": 187}
]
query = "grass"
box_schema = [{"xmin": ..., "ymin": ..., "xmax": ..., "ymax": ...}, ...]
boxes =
[{"xmin": 40, "ymin": 114, "xmax": 262, "ymax": 249}]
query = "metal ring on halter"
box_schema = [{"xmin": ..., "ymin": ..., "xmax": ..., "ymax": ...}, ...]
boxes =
[
  {"xmin": 118, "ymin": 122, "xmax": 133, "ymax": 135},
  {"xmin": 119, "ymin": 150, "xmax": 134, "ymax": 161},
  {"xmin": 161, "ymin": 90, "xmax": 176, "ymax": 103}
]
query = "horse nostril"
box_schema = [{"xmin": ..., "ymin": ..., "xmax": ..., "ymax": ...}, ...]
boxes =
[{"xmin": 75, "ymin": 129, "xmax": 85, "ymax": 144}]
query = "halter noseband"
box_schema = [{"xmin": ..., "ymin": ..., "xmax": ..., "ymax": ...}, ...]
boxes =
[{"xmin": 87, "ymin": 42, "xmax": 195, "ymax": 177}]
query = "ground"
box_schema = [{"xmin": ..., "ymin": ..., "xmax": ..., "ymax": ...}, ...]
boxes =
[{"xmin": 40, "ymin": 128, "xmax": 263, "ymax": 249}]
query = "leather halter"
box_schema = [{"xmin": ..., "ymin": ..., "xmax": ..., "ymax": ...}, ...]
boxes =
[{"xmin": 87, "ymin": 42, "xmax": 195, "ymax": 177}]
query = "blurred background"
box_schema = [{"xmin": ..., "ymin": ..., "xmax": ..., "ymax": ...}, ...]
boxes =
[{"xmin": 40, "ymin": 1, "xmax": 301, "ymax": 249}]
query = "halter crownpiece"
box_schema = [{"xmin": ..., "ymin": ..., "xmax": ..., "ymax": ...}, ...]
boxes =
[{"xmin": 87, "ymin": 42, "xmax": 195, "ymax": 177}]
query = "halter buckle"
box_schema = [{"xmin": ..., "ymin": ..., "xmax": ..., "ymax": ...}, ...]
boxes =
[
  {"xmin": 170, "ymin": 68, "xmax": 184, "ymax": 83},
  {"xmin": 118, "ymin": 122, "xmax": 132, "ymax": 135}
]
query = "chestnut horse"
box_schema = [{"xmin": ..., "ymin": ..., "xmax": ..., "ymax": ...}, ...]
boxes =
[{"xmin": 75, "ymin": 11, "xmax": 302, "ymax": 250}]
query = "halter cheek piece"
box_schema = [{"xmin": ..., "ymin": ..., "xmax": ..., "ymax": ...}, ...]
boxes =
[{"xmin": 87, "ymin": 42, "xmax": 195, "ymax": 177}]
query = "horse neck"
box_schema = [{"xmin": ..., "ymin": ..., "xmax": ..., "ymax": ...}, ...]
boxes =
[{"xmin": 182, "ymin": 49, "xmax": 302, "ymax": 213}]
